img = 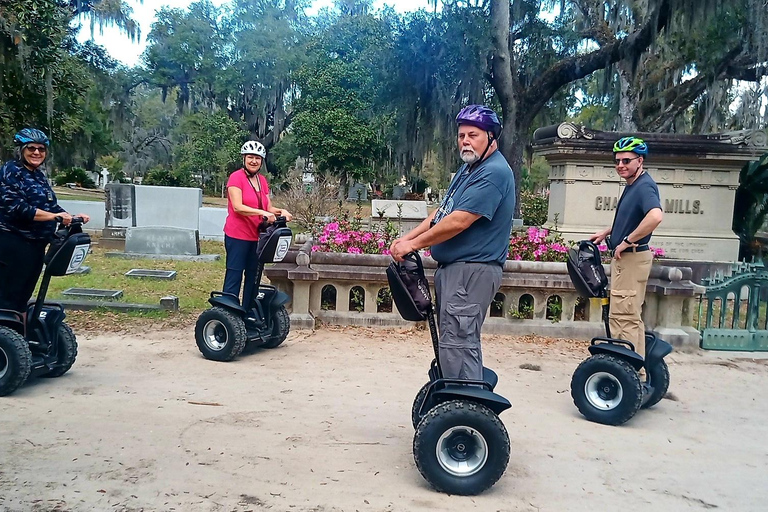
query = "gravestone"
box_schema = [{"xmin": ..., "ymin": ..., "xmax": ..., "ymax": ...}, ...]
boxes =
[
  {"xmin": 134, "ymin": 185, "xmax": 202, "ymax": 230},
  {"xmin": 102, "ymin": 183, "xmax": 137, "ymax": 250},
  {"xmin": 125, "ymin": 269, "xmax": 177, "ymax": 280},
  {"xmin": 392, "ymin": 185, "xmax": 408, "ymax": 200},
  {"xmin": 62, "ymin": 288, "xmax": 123, "ymax": 300},
  {"xmin": 347, "ymin": 183, "xmax": 368, "ymax": 201},
  {"xmin": 370, "ymin": 199, "xmax": 429, "ymax": 236},
  {"xmin": 371, "ymin": 199, "xmax": 429, "ymax": 219},
  {"xmin": 125, "ymin": 226, "xmax": 200, "ymax": 256}
]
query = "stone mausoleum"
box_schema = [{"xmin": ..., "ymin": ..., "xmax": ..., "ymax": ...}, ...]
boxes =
[{"xmin": 532, "ymin": 123, "xmax": 768, "ymax": 261}]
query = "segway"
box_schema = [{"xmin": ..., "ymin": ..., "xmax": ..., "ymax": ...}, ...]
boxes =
[
  {"xmin": 0, "ymin": 217, "xmax": 91, "ymax": 396},
  {"xmin": 387, "ymin": 252, "xmax": 511, "ymax": 495},
  {"xmin": 567, "ymin": 240, "xmax": 672, "ymax": 426},
  {"xmin": 195, "ymin": 217, "xmax": 293, "ymax": 361}
]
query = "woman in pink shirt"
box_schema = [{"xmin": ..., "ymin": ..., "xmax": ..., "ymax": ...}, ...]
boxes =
[{"xmin": 223, "ymin": 140, "xmax": 292, "ymax": 310}]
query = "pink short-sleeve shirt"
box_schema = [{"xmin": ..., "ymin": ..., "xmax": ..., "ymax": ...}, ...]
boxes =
[{"xmin": 224, "ymin": 169, "xmax": 270, "ymax": 241}]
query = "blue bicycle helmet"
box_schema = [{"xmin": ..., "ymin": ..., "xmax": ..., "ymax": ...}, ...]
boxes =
[
  {"xmin": 613, "ymin": 136, "xmax": 648, "ymax": 156},
  {"xmin": 14, "ymin": 128, "xmax": 50, "ymax": 147}
]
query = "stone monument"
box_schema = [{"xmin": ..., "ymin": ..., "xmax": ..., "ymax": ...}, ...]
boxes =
[{"xmin": 532, "ymin": 123, "xmax": 768, "ymax": 261}]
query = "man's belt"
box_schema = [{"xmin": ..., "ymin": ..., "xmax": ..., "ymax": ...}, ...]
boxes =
[{"xmin": 613, "ymin": 244, "xmax": 649, "ymax": 255}]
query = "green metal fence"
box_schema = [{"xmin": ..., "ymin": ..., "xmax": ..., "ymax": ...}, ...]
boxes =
[{"xmin": 699, "ymin": 263, "xmax": 768, "ymax": 351}]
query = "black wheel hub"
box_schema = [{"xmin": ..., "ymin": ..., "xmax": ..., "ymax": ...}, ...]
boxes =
[
  {"xmin": 597, "ymin": 377, "xmax": 619, "ymax": 401},
  {"xmin": 446, "ymin": 432, "xmax": 475, "ymax": 461}
]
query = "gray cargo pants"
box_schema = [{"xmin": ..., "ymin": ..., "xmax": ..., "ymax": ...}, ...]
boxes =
[{"xmin": 434, "ymin": 261, "xmax": 503, "ymax": 381}]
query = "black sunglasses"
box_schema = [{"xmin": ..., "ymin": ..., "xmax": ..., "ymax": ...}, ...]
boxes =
[
  {"xmin": 614, "ymin": 156, "xmax": 640, "ymax": 166},
  {"xmin": 25, "ymin": 146, "xmax": 47, "ymax": 154}
]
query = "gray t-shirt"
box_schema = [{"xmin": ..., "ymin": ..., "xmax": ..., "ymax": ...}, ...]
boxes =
[
  {"xmin": 610, "ymin": 172, "xmax": 661, "ymax": 247},
  {"xmin": 430, "ymin": 151, "xmax": 516, "ymax": 265}
]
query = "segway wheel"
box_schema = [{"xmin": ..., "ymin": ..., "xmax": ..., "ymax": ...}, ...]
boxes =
[
  {"xmin": 571, "ymin": 353, "xmax": 642, "ymax": 426},
  {"xmin": 411, "ymin": 382, "xmax": 430, "ymax": 429},
  {"xmin": 413, "ymin": 400, "xmax": 510, "ymax": 495},
  {"xmin": 195, "ymin": 307, "xmax": 247, "ymax": 361},
  {"xmin": 0, "ymin": 326, "xmax": 32, "ymax": 396},
  {"xmin": 641, "ymin": 359, "xmax": 670, "ymax": 409},
  {"xmin": 43, "ymin": 322, "xmax": 78, "ymax": 378},
  {"xmin": 261, "ymin": 305, "xmax": 290, "ymax": 349}
]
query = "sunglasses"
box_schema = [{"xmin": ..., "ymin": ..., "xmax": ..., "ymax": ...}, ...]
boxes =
[
  {"xmin": 614, "ymin": 156, "xmax": 640, "ymax": 166},
  {"xmin": 25, "ymin": 146, "xmax": 47, "ymax": 154}
]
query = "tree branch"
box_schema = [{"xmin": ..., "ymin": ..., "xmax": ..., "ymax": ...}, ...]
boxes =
[{"xmin": 521, "ymin": 0, "xmax": 672, "ymax": 125}]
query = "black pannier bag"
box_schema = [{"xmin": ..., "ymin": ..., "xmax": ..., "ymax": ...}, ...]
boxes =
[
  {"xmin": 386, "ymin": 252, "xmax": 432, "ymax": 321},
  {"xmin": 566, "ymin": 240, "xmax": 608, "ymax": 298},
  {"xmin": 44, "ymin": 223, "xmax": 91, "ymax": 276},
  {"xmin": 257, "ymin": 220, "xmax": 293, "ymax": 263}
]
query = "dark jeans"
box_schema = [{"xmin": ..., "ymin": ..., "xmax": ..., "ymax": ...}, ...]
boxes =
[
  {"xmin": 223, "ymin": 235, "xmax": 260, "ymax": 309},
  {"xmin": 0, "ymin": 230, "xmax": 47, "ymax": 313}
]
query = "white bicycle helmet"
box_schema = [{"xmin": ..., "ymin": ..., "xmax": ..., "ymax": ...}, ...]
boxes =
[{"xmin": 241, "ymin": 140, "xmax": 266, "ymax": 157}]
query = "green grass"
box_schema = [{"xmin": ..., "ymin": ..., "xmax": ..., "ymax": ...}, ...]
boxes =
[
  {"xmin": 53, "ymin": 186, "xmax": 105, "ymax": 202},
  {"xmin": 37, "ymin": 239, "xmax": 227, "ymax": 330}
]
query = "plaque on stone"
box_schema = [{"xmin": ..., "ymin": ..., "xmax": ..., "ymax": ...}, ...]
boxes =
[
  {"xmin": 62, "ymin": 288, "xmax": 123, "ymax": 300},
  {"xmin": 125, "ymin": 269, "xmax": 177, "ymax": 280},
  {"xmin": 125, "ymin": 226, "xmax": 201, "ymax": 256}
]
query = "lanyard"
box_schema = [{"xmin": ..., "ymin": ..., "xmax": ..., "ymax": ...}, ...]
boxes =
[
  {"xmin": 244, "ymin": 170, "xmax": 263, "ymax": 211},
  {"xmin": 433, "ymin": 164, "xmax": 474, "ymax": 226}
]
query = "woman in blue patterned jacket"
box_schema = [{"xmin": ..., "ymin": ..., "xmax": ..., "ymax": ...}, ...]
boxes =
[{"xmin": 0, "ymin": 128, "xmax": 91, "ymax": 314}]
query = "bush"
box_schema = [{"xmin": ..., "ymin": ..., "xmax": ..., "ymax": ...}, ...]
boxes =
[
  {"xmin": 520, "ymin": 189, "xmax": 548, "ymax": 226},
  {"xmin": 143, "ymin": 168, "xmax": 192, "ymax": 188},
  {"xmin": 275, "ymin": 176, "xmax": 340, "ymax": 233},
  {"xmin": 311, "ymin": 202, "xmax": 398, "ymax": 255},
  {"xmin": 509, "ymin": 227, "xmax": 569, "ymax": 262},
  {"xmin": 53, "ymin": 167, "xmax": 97, "ymax": 189}
]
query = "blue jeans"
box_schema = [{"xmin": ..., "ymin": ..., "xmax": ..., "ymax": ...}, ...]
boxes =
[{"xmin": 223, "ymin": 235, "xmax": 260, "ymax": 309}]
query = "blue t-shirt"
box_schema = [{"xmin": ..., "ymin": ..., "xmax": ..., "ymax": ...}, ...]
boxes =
[
  {"xmin": 0, "ymin": 159, "xmax": 64, "ymax": 241},
  {"xmin": 430, "ymin": 151, "xmax": 516, "ymax": 265},
  {"xmin": 610, "ymin": 172, "xmax": 661, "ymax": 247}
]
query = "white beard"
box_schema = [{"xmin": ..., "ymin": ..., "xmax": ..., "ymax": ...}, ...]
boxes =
[{"xmin": 460, "ymin": 149, "xmax": 480, "ymax": 164}]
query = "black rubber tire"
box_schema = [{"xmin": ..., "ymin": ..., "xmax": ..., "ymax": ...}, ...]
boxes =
[
  {"xmin": 43, "ymin": 323, "xmax": 78, "ymax": 378},
  {"xmin": 411, "ymin": 382, "xmax": 430, "ymax": 429},
  {"xmin": 571, "ymin": 353, "xmax": 643, "ymax": 426},
  {"xmin": 261, "ymin": 306, "xmax": 290, "ymax": 349},
  {"xmin": 0, "ymin": 326, "xmax": 32, "ymax": 396},
  {"xmin": 195, "ymin": 307, "xmax": 247, "ymax": 361},
  {"xmin": 642, "ymin": 360, "xmax": 670, "ymax": 409},
  {"xmin": 413, "ymin": 400, "xmax": 510, "ymax": 496}
]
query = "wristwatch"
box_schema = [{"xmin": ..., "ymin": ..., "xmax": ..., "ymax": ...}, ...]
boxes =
[{"xmin": 622, "ymin": 236, "xmax": 636, "ymax": 246}]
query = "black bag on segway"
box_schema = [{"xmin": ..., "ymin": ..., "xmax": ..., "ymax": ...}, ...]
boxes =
[
  {"xmin": 566, "ymin": 240, "xmax": 608, "ymax": 298},
  {"xmin": 386, "ymin": 253, "xmax": 432, "ymax": 321},
  {"xmin": 256, "ymin": 219, "xmax": 293, "ymax": 263},
  {"xmin": 44, "ymin": 224, "xmax": 91, "ymax": 276}
]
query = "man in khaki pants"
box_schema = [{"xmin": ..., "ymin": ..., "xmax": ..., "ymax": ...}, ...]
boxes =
[{"xmin": 590, "ymin": 136, "xmax": 663, "ymax": 381}]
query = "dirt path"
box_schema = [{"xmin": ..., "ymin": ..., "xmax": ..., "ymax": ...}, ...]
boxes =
[{"xmin": 1, "ymin": 326, "xmax": 767, "ymax": 512}]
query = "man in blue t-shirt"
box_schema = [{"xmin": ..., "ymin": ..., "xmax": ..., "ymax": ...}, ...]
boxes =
[
  {"xmin": 390, "ymin": 105, "xmax": 516, "ymax": 380},
  {"xmin": 590, "ymin": 136, "xmax": 663, "ymax": 381}
]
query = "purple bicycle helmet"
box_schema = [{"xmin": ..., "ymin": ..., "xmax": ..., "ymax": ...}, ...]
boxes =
[{"xmin": 455, "ymin": 105, "xmax": 502, "ymax": 138}]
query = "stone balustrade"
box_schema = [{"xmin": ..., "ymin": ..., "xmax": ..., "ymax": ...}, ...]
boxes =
[{"xmin": 265, "ymin": 242, "xmax": 705, "ymax": 351}]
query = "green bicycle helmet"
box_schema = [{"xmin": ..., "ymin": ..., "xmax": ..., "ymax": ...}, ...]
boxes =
[{"xmin": 613, "ymin": 136, "xmax": 648, "ymax": 155}]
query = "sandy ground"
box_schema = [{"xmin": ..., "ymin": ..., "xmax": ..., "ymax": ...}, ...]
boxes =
[{"xmin": 1, "ymin": 325, "xmax": 767, "ymax": 512}]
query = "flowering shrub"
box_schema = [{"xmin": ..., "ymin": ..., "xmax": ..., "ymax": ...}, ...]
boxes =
[
  {"xmin": 508, "ymin": 227, "xmax": 665, "ymax": 262},
  {"xmin": 509, "ymin": 227, "xmax": 570, "ymax": 262},
  {"xmin": 311, "ymin": 220, "xmax": 395, "ymax": 254}
]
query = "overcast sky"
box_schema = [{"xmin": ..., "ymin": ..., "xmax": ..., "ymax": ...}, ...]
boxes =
[{"xmin": 76, "ymin": 0, "xmax": 433, "ymax": 67}]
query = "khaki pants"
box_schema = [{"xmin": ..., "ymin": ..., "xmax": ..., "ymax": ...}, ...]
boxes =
[{"xmin": 609, "ymin": 250, "xmax": 653, "ymax": 365}]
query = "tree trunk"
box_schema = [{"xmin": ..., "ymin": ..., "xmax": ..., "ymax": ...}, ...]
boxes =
[
  {"xmin": 617, "ymin": 66, "xmax": 639, "ymax": 132},
  {"xmin": 497, "ymin": 126, "xmax": 526, "ymax": 220}
]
